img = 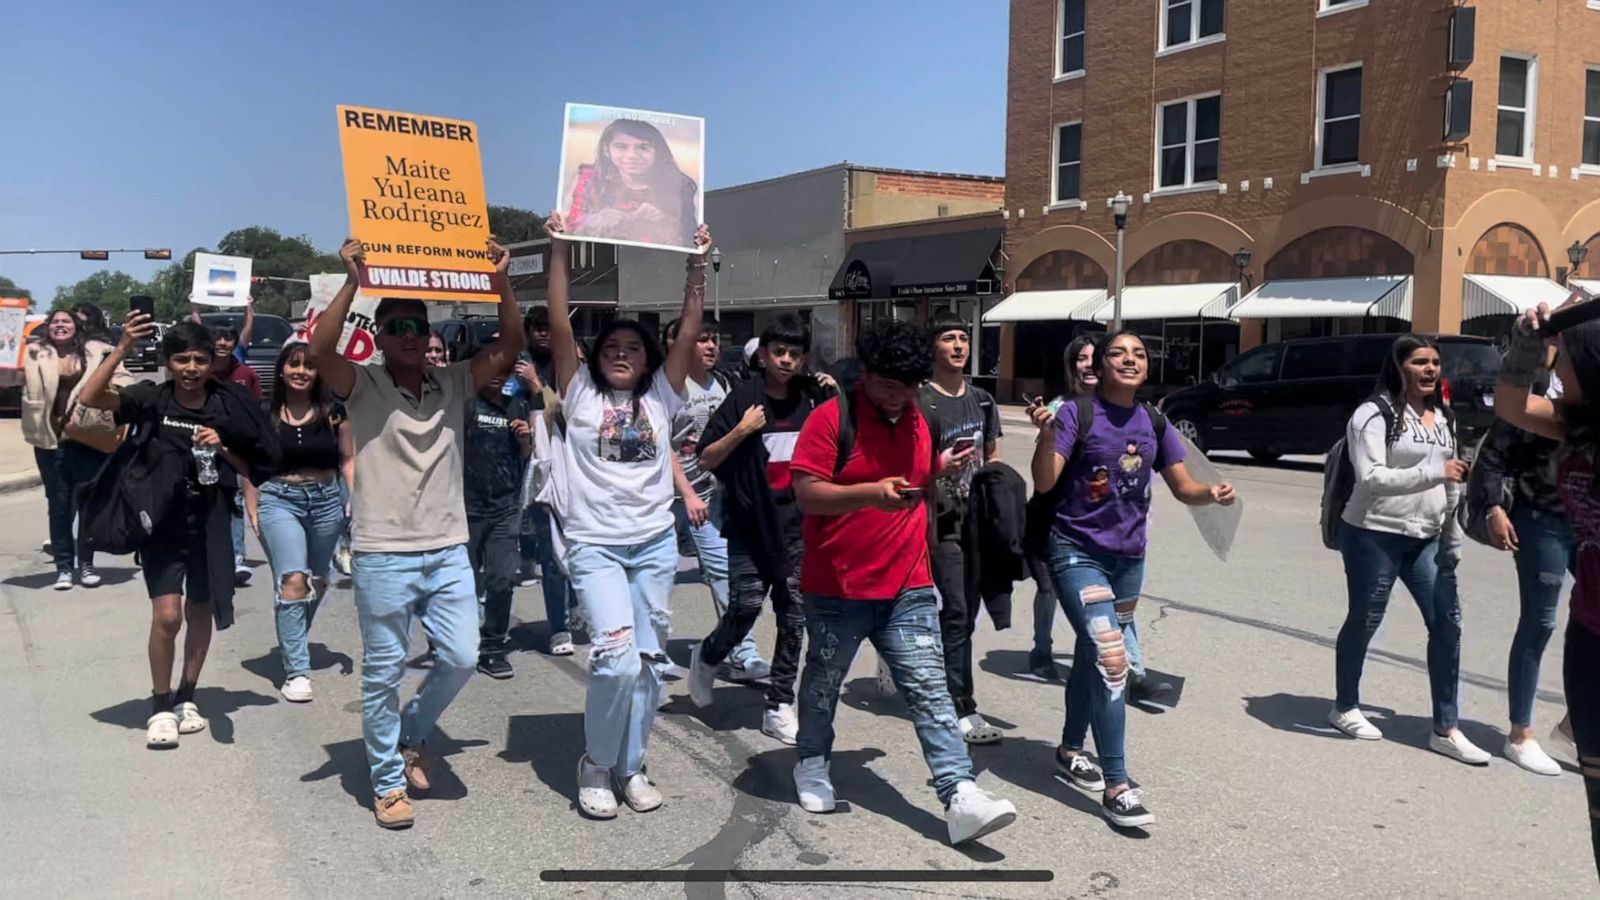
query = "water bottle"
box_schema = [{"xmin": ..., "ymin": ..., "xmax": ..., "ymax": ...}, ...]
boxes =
[
  {"xmin": 1088, "ymin": 615, "xmax": 1125, "ymax": 701},
  {"xmin": 193, "ymin": 446, "xmax": 219, "ymax": 485}
]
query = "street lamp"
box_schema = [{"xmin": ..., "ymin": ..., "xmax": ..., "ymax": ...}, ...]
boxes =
[
  {"xmin": 1110, "ymin": 192, "xmax": 1131, "ymax": 332},
  {"xmin": 1568, "ymin": 241, "xmax": 1588, "ymax": 286},
  {"xmin": 1233, "ymin": 247, "xmax": 1252, "ymax": 282},
  {"xmin": 709, "ymin": 245, "xmax": 722, "ymax": 327}
]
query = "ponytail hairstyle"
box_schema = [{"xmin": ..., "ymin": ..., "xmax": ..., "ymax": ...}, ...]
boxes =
[{"xmin": 1370, "ymin": 334, "xmax": 1444, "ymax": 446}]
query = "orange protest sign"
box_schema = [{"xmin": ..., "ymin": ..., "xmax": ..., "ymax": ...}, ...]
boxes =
[
  {"xmin": 336, "ymin": 104, "xmax": 497, "ymax": 301},
  {"xmin": 0, "ymin": 297, "xmax": 30, "ymax": 369}
]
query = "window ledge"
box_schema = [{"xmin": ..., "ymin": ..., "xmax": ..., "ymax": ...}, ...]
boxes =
[
  {"xmin": 1492, "ymin": 157, "xmax": 1539, "ymax": 172},
  {"xmin": 1590, "ymin": 0, "xmax": 1600, "ymax": 10},
  {"xmin": 1317, "ymin": 0, "xmax": 1370, "ymax": 18},
  {"xmin": 1302, "ymin": 163, "xmax": 1369, "ymax": 182},
  {"xmin": 1054, "ymin": 69, "xmax": 1086, "ymax": 84},
  {"xmin": 1144, "ymin": 182, "xmax": 1222, "ymax": 202},
  {"xmin": 1156, "ymin": 33, "xmax": 1226, "ymax": 59},
  {"xmin": 1046, "ymin": 200, "xmax": 1088, "ymax": 212},
  {"xmin": 1576, "ymin": 166, "xmax": 1600, "ymax": 179}
]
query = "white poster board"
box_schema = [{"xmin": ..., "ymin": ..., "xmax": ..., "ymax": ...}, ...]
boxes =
[
  {"xmin": 1178, "ymin": 436, "xmax": 1243, "ymax": 561},
  {"xmin": 555, "ymin": 103, "xmax": 705, "ymax": 254},
  {"xmin": 304, "ymin": 274, "xmax": 381, "ymax": 362},
  {"xmin": 191, "ymin": 253, "xmax": 253, "ymax": 308}
]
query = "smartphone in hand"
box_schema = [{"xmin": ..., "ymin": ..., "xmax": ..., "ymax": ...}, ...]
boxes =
[{"xmin": 129, "ymin": 295, "xmax": 156, "ymax": 319}]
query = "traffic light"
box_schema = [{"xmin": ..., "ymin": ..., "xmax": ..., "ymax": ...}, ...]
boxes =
[
  {"xmin": 79, "ymin": 250, "xmax": 110, "ymax": 261},
  {"xmin": 143, "ymin": 248, "xmax": 172, "ymax": 260}
]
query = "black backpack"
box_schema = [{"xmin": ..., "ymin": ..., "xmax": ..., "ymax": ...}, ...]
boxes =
[
  {"xmin": 78, "ymin": 418, "xmax": 164, "ymax": 555},
  {"xmin": 1065, "ymin": 395, "xmax": 1168, "ymax": 467},
  {"xmin": 1320, "ymin": 397, "xmax": 1455, "ymax": 550}
]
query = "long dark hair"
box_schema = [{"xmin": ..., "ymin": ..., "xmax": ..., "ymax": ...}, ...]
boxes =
[
  {"xmin": 591, "ymin": 119, "xmax": 696, "ymax": 239},
  {"xmin": 269, "ymin": 342, "xmax": 334, "ymax": 423},
  {"xmin": 72, "ymin": 303, "xmax": 113, "ymax": 343},
  {"xmin": 1091, "ymin": 330, "xmax": 1148, "ymax": 395},
  {"xmin": 44, "ymin": 309, "xmax": 86, "ymax": 362},
  {"xmin": 1063, "ymin": 334, "xmax": 1098, "ymax": 399},
  {"xmin": 588, "ymin": 320, "xmax": 665, "ymax": 416},
  {"xmin": 1559, "ymin": 319, "xmax": 1600, "ymax": 446},
  {"xmin": 1371, "ymin": 334, "xmax": 1445, "ymax": 446}
]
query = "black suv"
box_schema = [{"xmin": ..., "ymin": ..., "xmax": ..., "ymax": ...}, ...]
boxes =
[
  {"xmin": 1157, "ymin": 333, "xmax": 1500, "ymax": 460},
  {"xmin": 198, "ymin": 312, "xmax": 295, "ymax": 395},
  {"xmin": 433, "ymin": 316, "xmax": 503, "ymax": 362}
]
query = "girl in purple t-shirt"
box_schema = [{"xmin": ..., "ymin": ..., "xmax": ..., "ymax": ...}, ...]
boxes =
[{"xmin": 1028, "ymin": 331, "xmax": 1236, "ymax": 829}]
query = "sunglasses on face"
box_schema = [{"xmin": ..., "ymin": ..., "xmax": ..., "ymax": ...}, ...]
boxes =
[{"xmin": 382, "ymin": 317, "xmax": 430, "ymax": 338}]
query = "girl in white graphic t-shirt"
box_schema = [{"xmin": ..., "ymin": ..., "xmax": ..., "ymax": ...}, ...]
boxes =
[{"xmin": 543, "ymin": 211, "xmax": 712, "ymax": 819}]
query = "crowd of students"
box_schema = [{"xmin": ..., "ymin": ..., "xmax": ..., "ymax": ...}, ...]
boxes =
[{"xmin": 29, "ymin": 234, "xmax": 1600, "ymax": 870}]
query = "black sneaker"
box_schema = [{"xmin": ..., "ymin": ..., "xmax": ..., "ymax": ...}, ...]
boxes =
[
  {"xmin": 477, "ymin": 654, "xmax": 514, "ymax": 680},
  {"xmin": 1102, "ymin": 788, "xmax": 1153, "ymax": 828},
  {"xmin": 1055, "ymin": 748, "xmax": 1106, "ymax": 793},
  {"xmin": 1129, "ymin": 672, "xmax": 1173, "ymax": 702}
]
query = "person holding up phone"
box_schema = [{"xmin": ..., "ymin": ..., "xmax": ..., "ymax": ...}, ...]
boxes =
[
  {"xmin": 787, "ymin": 319, "xmax": 1017, "ymax": 846},
  {"xmin": 917, "ymin": 316, "xmax": 1004, "ymax": 745}
]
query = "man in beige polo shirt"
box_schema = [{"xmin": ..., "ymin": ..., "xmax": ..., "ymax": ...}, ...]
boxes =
[{"xmin": 311, "ymin": 237, "xmax": 523, "ymax": 829}]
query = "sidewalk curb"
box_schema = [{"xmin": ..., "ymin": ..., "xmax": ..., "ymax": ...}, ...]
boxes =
[{"xmin": 0, "ymin": 471, "xmax": 41, "ymax": 495}]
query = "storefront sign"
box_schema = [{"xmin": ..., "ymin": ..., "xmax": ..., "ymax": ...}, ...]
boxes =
[
  {"xmin": 829, "ymin": 259, "xmax": 873, "ymax": 300},
  {"xmin": 891, "ymin": 278, "xmax": 993, "ymax": 298}
]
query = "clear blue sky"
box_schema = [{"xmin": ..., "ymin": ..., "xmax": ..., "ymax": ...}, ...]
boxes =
[{"xmin": 0, "ymin": 0, "xmax": 1007, "ymax": 304}]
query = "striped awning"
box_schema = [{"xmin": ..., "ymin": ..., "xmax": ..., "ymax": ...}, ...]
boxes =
[
  {"xmin": 1229, "ymin": 276, "xmax": 1412, "ymax": 320},
  {"xmin": 1082, "ymin": 282, "xmax": 1239, "ymax": 323},
  {"xmin": 982, "ymin": 288, "xmax": 1106, "ymax": 323},
  {"xmin": 1461, "ymin": 274, "xmax": 1572, "ymax": 320}
]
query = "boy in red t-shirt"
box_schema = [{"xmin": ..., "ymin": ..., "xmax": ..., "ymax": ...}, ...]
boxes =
[{"xmin": 788, "ymin": 320, "xmax": 1016, "ymax": 847}]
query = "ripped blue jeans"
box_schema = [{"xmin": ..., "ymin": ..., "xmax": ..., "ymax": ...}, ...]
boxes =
[
  {"xmin": 795, "ymin": 588, "xmax": 972, "ymax": 806},
  {"xmin": 566, "ymin": 527, "xmax": 677, "ymax": 778}
]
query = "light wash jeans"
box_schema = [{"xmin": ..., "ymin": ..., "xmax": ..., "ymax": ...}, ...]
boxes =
[
  {"xmin": 795, "ymin": 588, "xmax": 973, "ymax": 806},
  {"xmin": 673, "ymin": 496, "xmax": 761, "ymax": 667},
  {"xmin": 566, "ymin": 527, "xmax": 677, "ymax": 777},
  {"xmin": 353, "ymin": 544, "xmax": 479, "ymax": 797},
  {"xmin": 258, "ymin": 479, "xmax": 345, "ymax": 679}
]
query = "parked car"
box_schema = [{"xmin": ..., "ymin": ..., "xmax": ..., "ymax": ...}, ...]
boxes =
[
  {"xmin": 198, "ymin": 312, "xmax": 295, "ymax": 396},
  {"xmin": 433, "ymin": 316, "xmax": 502, "ymax": 362},
  {"xmin": 112, "ymin": 322, "xmax": 167, "ymax": 373},
  {"xmin": 1157, "ymin": 333, "xmax": 1500, "ymax": 460}
]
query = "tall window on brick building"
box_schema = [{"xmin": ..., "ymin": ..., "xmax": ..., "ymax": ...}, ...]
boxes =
[
  {"xmin": 1162, "ymin": 0, "xmax": 1223, "ymax": 51},
  {"xmin": 1317, "ymin": 65, "xmax": 1363, "ymax": 168},
  {"xmin": 1496, "ymin": 55, "xmax": 1537, "ymax": 161},
  {"xmin": 1054, "ymin": 122, "xmax": 1082, "ymax": 203},
  {"xmin": 1157, "ymin": 95, "xmax": 1221, "ymax": 189},
  {"xmin": 1585, "ymin": 69, "xmax": 1600, "ymax": 167},
  {"xmin": 1058, "ymin": 0, "xmax": 1085, "ymax": 77}
]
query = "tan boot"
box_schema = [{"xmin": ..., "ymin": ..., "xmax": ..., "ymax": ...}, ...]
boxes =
[{"xmin": 374, "ymin": 789, "xmax": 414, "ymax": 830}]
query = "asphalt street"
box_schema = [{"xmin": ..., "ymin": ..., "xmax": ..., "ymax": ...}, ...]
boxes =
[{"xmin": 0, "ymin": 432, "xmax": 1592, "ymax": 899}]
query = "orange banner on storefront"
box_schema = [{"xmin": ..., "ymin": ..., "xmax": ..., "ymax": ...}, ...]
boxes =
[
  {"xmin": 0, "ymin": 297, "xmax": 31, "ymax": 369},
  {"xmin": 336, "ymin": 105, "xmax": 496, "ymax": 301}
]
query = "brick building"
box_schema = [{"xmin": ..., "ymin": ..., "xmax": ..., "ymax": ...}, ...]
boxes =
[{"xmin": 993, "ymin": 0, "xmax": 1600, "ymax": 401}]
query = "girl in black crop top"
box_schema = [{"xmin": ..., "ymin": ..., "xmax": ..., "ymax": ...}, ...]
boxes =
[{"xmin": 242, "ymin": 342, "xmax": 355, "ymax": 703}]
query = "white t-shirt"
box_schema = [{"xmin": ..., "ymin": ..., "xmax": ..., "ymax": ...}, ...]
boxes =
[
  {"xmin": 558, "ymin": 366, "xmax": 685, "ymax": 545},
  {"xmin": 670, "ymin": 373, "xmax": 728, "ymax": 503}
]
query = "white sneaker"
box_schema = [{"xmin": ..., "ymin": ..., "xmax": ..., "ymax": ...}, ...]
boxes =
[
  {"xmin": 761, "ymin": 703, "xmax": 798, "ymax": 745},
  {"xmin": 1505, "ymin": 739, "xmax": 1561, "ymax": 776},
  {"xmin": 616, "ymin": 771, "xmax": 663, "ymax": 812},
  {"xmin": 876, "ymin": 656, "xmax": 896, "ymax": 697},
  {"xmin": 174, "ymin": 701, "xmax": 207, "ymax": 735},
  {"xmin": 688, "ymin": 642, "xmax": 716, "ymax": 708},
  {"xmin": 959, "ymin": 713, "xmax": 1002, "ymax": 745},
  {"xmin": 281, "ymin": 676, "xmax": 313, "ymax": 703},
  {"xmin": 549, "ymin": 631, "xmax": 575, "ymax": 656},
  {"xmin": 577, "ymin": 757, "xmax": 618, "ymax": 819},
  {"xmin": 1429, "ymin": 730, "xmax": 1491, "ymax": 766},
  {"xmin": 145, "ymin": 711, "xmax": 179, "ymax": 749},
  {"xmin": 52, "ymin": 570, "xmax": 73, "ymax": 591},
  {"xmin": 1328, "ymin": 706, "xmax": 1383, "ymax": 740},
  {"xmin": 945, "ymin": 781, "xmax": 1017, "ymax": 845},
  {"xmin": 794, "ymin": 756, "xmax": 835, "ymax": 813},
  {"xmin": 77, "ymin": 566, "xmax": 102, "ymax": 588}
]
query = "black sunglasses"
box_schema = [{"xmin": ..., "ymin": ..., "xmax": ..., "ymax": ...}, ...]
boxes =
[{"xmin": 381, "ymin": 317, "xmax": 430, "ymax": 338}]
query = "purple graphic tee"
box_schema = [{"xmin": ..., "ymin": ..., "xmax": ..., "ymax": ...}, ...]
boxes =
[{"xmin": 1051, "ymin": 394, "xmax": 1187, "ymax": 558}]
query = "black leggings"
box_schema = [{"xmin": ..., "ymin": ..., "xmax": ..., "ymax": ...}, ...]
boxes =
[{"xmin": 1564, "ymin": 623, "xmax": 1600, "ymax": 882}]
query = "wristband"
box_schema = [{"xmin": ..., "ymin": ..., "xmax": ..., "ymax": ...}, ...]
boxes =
[{"xmin": 1499, "ymin": 329, "xmax": 1545, "ymax": 388}]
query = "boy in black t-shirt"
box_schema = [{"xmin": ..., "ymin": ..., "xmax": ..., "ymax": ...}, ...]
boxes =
[
  {"xmin": 463, "ymin": 346, "xmax": 532, "ymax": 679},
  {"xmin": 917, "ymin": 317, "xmax": 1003, "ymax": 745}
]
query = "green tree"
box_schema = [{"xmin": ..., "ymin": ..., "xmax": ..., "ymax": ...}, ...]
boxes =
[
  {"xmin": 52, "ymin": 270, "xmax": 147, "ymax": 320},
  {"xmin": 0, "ymin": 275, "xmax": 31, "ymax": 301},
  {"xmin": 211, "ymin": 227, "xmax": 340, "ymax": 318},
  {"xmin": 488, "ymin": 205, "xmax": 547, "ymax": 244}
]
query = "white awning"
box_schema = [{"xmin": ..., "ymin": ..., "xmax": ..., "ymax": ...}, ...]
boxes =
[
  {"xmin": 1229, "ymin": 276, "xmax": 1412, "ymax": 321},
  {"xmin": 1461, "ymin": 274, "xmax": 1571, "ymax": 319},
  {"xmin": 1084, "ymin": 282, "xmax": 1239, "ymax": 323},
  {"xmin": 982, "ymin": 288, "xmax": 1106, "ymax": 323}
]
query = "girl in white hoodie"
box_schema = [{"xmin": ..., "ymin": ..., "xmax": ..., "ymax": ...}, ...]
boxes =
[{"xmin": 1329, "ymin": 334, "xmax": 1488, "ymax": 767}]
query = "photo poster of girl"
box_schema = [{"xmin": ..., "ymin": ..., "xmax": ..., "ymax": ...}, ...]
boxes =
[{"xmin": 555, "ymin": 103, "xmax": 705, "ymax": 254}]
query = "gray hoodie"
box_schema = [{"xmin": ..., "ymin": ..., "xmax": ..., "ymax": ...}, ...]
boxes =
[{"xmin": 1341, "ymin": 399, "xmax": 1462, "ymax": 545}]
